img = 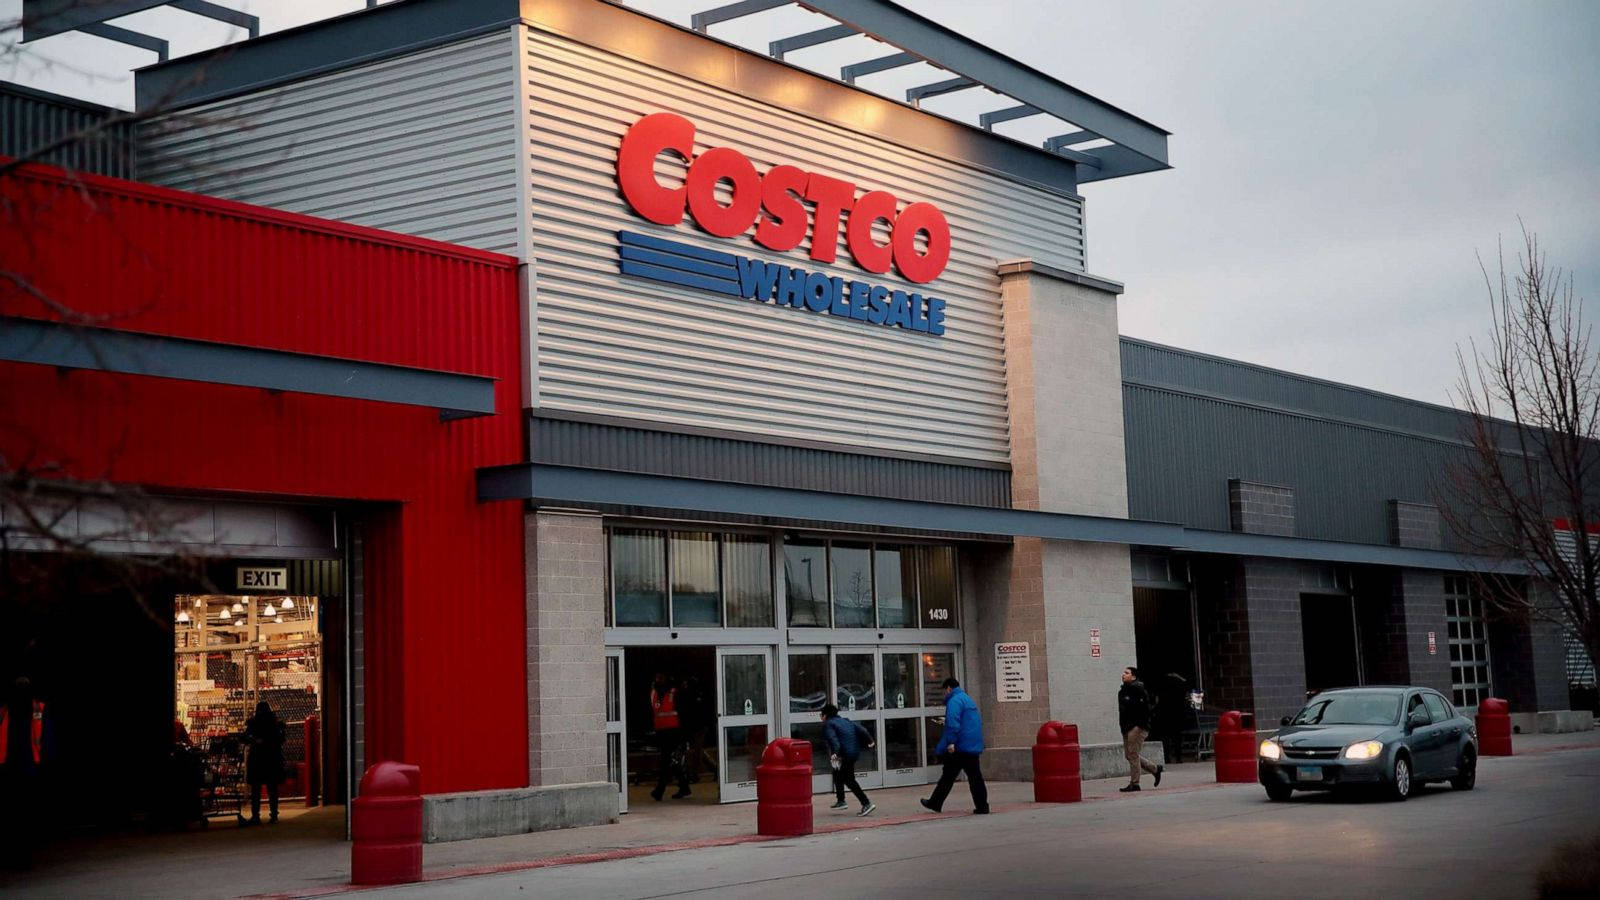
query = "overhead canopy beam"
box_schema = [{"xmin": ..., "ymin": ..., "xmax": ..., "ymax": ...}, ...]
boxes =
[
  {"xmin": 841, "ymin": 50, "xmax": 918, "ymax": 84},
  {"xmin": 769, "ymin": 23, "xmax": 855, "ymax": 59},
  {"xmin": 906, "ymin": 75, "xmax": 975, "ymax": 106},
  {"xmin": 476, "ymin": 464, "xmax": 1530, "ymax": 575},
  {"xmin": 78, "ymin": 21, "xmax": 168, "ymax": 61},
  {"xmin": 170, "ymin": 0, "xmax": 260, "ymax": 38},
  {"xmin": 2, "ymin": 316, "xmax": 497, "ymax": 418},
  {"xmin": 797, "ymin": 0, "xmax": 1169, "ymax": 178},
  {"xmin": 691, "ymin": 0, "xmax": 790, "ymax": 33},
  {"xmin": 979, "ymin": 103, "xmax": 1042, "ymax": 131},
  {"xmin": 1043, "ymin": 131, "xmax": 1097, "ymax": 152}
]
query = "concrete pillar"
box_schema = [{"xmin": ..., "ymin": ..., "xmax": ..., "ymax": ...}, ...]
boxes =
[
  {"xmin": 1234, "ymin": 557, "xmax": 1306, "ymax": 727},
  {"xmin": 525, "ymin": 508, "xmax": 608, "ymax": 787},
  {"xmin": 1393, "ymin": 570, "xmax": 1451, "ymax": 693},
  {"xmin": 989, "ymin": 259, "xmax": 1136, "ymax": 774}
]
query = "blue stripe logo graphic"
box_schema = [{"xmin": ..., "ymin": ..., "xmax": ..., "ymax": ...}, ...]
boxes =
[{"xmin": 617, "ymin": 230, "xmax": 742, "ymax": 297}]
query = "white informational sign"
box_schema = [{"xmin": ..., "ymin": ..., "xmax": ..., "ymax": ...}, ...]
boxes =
[
  {"xmin": 236, "ymin": 567, "xmax": 288, "ymax": 590},
  {"xmin": 994, "ymin": 642, "xmax": 1032, "ymax": 702},
  {"xmin": 1089, "ymin": 628, "xmax": 1102, "ymax": 659}
]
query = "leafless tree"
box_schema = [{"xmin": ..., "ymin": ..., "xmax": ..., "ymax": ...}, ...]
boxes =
[{"xmin": 1444, "ymin": 225, "xmax": 1599, "ymax": 680}]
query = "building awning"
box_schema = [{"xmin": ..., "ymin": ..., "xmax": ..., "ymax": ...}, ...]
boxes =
[
  {"xmin": 3, "ymin": 316, "xmax": 497, "ymax": 419},
  {"xmin": 478, "ymin": 463, "xmax": 1529, "ymax": 574}
]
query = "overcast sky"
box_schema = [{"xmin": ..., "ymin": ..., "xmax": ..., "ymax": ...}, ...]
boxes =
[{"xmin": 5, "ymin": 0, "xmax": 1597, "ymax": 407}]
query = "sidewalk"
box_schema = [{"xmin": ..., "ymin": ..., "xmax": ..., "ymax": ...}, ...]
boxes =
[{"xmin": 5, "ymin": 726, "xmax": 1596, "ymax": 900}]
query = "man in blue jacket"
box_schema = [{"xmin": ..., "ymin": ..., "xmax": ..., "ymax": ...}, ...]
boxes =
[{"xmin": 920, "ymin": 677, "xmax": 989, "ymax": 814}]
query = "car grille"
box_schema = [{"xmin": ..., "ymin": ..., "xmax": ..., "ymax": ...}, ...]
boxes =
[{"xmin": 1283, "ymin": 747, "xmax": 1341, "ymax": 760}]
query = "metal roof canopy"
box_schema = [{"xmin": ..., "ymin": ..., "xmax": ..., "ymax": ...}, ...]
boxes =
[
  {"xmin": 687, "ymin": 0, "xmax": 1169, "ymax": 182},
  {"xmin": 21, "ymin": 0, "xmax": 259, "ymax": 63}
]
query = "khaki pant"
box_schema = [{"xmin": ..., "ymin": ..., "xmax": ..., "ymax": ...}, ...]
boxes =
[{"xmin": 1124, "ymin": 726, "xmax": 1161, "ymax": 784}]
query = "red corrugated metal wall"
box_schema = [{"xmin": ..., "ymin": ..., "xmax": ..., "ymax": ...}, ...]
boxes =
[{"xmin": 0, "ymin": 165, "xmax": 528, "ymax": 795}]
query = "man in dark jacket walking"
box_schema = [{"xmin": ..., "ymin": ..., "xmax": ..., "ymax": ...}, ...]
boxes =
[
  {"xmin": 920, "ymin": 678, "xmax": 989, "ymax": 814},
  {"xmin": 1118, "ymin": 666, "xmax": 1163, "ymax": 792},
  {"xmin": 821, "ymin": 704, "xmax": 876, "ymax": 816}
]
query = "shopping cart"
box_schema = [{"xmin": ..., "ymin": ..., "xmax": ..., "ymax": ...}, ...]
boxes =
[{"xmin": 199, "ymin": 735, "xmax": 248, "ymax": 824}]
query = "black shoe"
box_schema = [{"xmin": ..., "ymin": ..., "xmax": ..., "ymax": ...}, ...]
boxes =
[
  {"xmin": 919, "ymin": 798, "xmax": 940, "ymax": 813},
  {"xmin": 973, "ymin": 807, "xmax": 990, "ymax": 815},
  {"xmin": 650, "ymin": 788, "xmax": 664, "ymax": 801},
  {"xmin": 1154, "ymin": 765, "xmax": 1164, "ymax": 788},
  {"xmin": 241, "ymin": 817, "xmax": 259, "ymax": 826},
  {"xmin": 1119, "ymin": 784, "xmax": 1141, "ymax": 793},
  {"xmin": 671, "ymin": 789, "xmax": 691, "ymax": 799},
  {"xmin": 829, "ymin": 800, "xmax": 848, "ymax": 810}
]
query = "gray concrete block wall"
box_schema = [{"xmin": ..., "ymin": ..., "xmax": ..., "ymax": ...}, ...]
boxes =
[
  {"xmin": 1229, "ymin": 480, "xmax": 1296, "ymax": 537},
  {"xmin": 1041, "ymin": 540, "xmax": 1137, "ymax": 745},
  {"xmin": 964, "ymin": 541, "xmax": 1053, "ymax": 751},
  {"xmin": 1238, "ymin": 557, "xmax": 1307, "ymax": 726},
  {"xmin": 1529, "ymin": 594, "xmax": 1572, "ymax": 711},
  {"xmin": 526, "ymin": 509, "xmax": 609, "ymax": 788},
  {"xmin": 1398, "ymin": 570, "xmax": 1451, "ymax": 693},
  {"xmin": 1388, "ymin": 501, "xmax": 1442, "ymax": 550}
]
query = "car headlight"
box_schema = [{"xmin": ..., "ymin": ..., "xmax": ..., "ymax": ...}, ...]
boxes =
[
  {"xmin": 1259, "ymin": 739, "xmax": 1282, "ymax": 760},
  {"xmin": 1343, "ymin": 740, "xmax": 1385, "ymax": 760}
]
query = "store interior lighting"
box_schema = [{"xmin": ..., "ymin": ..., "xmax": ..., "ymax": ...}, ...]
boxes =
[
  {"xmin": 281, "ymin": 597, "xmax": 295, "ymax": 609},
  {"xmin": 263, "ymin": 600, "xmax": 277, "ymax": 615},
  {"xmin": 233, "ymin": 618, "xmax": 245, "ymax": 627},
  {"xmin": 176, "ymin": 610, "xmax": 190, "ymax": 623},
  {"xmin": 231, "ymin": 601, "xmax": 244, "ymax": 613}
]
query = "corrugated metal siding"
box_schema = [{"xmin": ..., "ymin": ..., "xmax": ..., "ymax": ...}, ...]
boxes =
[
  {"xmin": 533, "ymin": 416, "xmax": 1012, "ymax": 507},
  {"xmin": 136, "ymin": 31, "xmax": 521, "ymax": 254},
  {"xmin": 2, "ymin": 166, "xmax": 529, "ymax": 795},
  {"xmin": 1120, "ymin": 337, "xmax": 1468, "ymax": 438},
  {"xmin": 524, "ymin": 26, "xmax": 1087, "ymax": 465},
  {"xmin": 1122, "ymin": 371, "xmax": 1472, "ymax": 547},
  {"xmin": 1, "ymin": 84, "xmax": 134, "ymax": 178}
]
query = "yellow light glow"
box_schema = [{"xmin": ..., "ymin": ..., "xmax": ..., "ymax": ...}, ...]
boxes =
[
  {"xmin": 1343, "ymin": 740, "xmax": 1385, "ymax": 760},
  {"xmin": 1259, "ymin": 740, "xmax": 1282, "ymax": 760}
]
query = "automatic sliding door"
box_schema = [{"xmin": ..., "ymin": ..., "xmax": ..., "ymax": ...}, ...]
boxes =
[
  {"xmin": 834, "ymin": 650, "xmax": 881, "ymax": 789},
  {"xmin": 786, "ymin": 648, "xmax": 833, "ymax": 792},
  {"xmin": 604, "ymin": 648, "xmax": 627, "ymax": 814},
  {"xmin": 880, "ymin": 650, "xmax": 925, "ymax": 786},
  {"xmin": 716, "ymin": 646, "xmax": 773, "ymax": 803}
]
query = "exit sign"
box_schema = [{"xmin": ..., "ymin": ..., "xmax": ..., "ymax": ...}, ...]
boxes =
[{"xmin": 236, "ymin": 567, "xmax": 288, "ymax": 590}]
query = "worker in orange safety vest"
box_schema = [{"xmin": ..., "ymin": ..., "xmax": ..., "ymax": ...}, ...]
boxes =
[
  {"xmin": 3, "ymin": 677, "xmax": 48, "ymax": 869},
  {"xmin": 0, "ymin": 682, "xmax": 45, "ymax": 770},
  {"xmin": 649, "ymin": 672, "xmax": 689, "ymax": 801}
]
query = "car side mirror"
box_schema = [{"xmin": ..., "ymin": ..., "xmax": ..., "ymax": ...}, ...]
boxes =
[
  {"xmin": 1280, "ymin": 716, "xmax": 1292, "ymax": 726},
  {"xmin": 1407, "ymin": 710, "xmax": 1430, "ymax": 730}
]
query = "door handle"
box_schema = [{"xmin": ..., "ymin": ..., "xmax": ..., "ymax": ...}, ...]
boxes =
[{"xmin": 1450, "ymin": 728, "xmax": 1460, "ymax": 736}]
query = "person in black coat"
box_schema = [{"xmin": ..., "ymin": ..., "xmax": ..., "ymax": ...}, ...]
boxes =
[
  {"xmin": 1117, "ymin": 666, "xmax": 1163, "ymax": 792},
  {"xmin": 243, "ymin": 701, "xmax": 286, "ymax": 824}
]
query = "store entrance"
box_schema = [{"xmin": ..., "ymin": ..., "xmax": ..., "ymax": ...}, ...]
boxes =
[
  {"xmin": 174, "ymin": 591, "xmax": 325, "ymax": 824},
  {"xmin": 622, "ymin": 647, "xmax": 717, "ymax": 806},
  {"xmin": 1302, "ymin": 595, "xmax": 1362, "ymax": 694}
]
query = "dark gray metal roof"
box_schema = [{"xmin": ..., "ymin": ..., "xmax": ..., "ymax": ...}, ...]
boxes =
[{"xmin": 1, "ymin": 82, "xmax": 135, "ymax": 178}]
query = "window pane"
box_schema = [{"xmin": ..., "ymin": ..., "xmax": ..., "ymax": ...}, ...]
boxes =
[
  {"xmin": 831, "ymin": 542, "xmax": 874, "ymax": 628},
  {"xmin": 884, "ymin": 717, "xmax": 920, "ymax": 770},
  {"xmin": 836, "ymin": 653, "xmax": 876, "ymax": 711},
  {"xmin": 784, "ymin": 539, "xmax": 829, "ymax": 627},
  {"xmin": 882, "ymin": 652, "xmax": 918, "ymax": 709},
  {"xmin": 788, "ymin": 653, "xmax": 829, "ymax": 713},
  {"xmin": 670, "ymin": 532, "xmax": 720, "ymax": 627},
  {"xmin": 606, "ymin": 656, "xmax": 621, "ymax": 722},
  {"xmin": 875, "ymin": 546, "xmax": 915, "ymax": 628},
  {"xmin": 921, "ymin": 652, "xmax": 955, "ymax": 707},
  {"xmin": 611, "ymin": 529, "xmax": 666, "ymax": 626},
  {"xmin": 722, "ymin": 654, "xmax": 767, "ymax": 716},
  {"xmin": 853, "ymin": 731, "xmax": 879, "ymax": 773},
  {"xmin": 724, "ymin": 534, "xmax": 774, "ymax": 628},
  {"xmin": 790, "ymin": 721, "xmax": 831, "ymax": 774},
  {"xmin": 916, "ymin": 545, "xmax": 958, "ymax": 627},
  {"xmin": 723, "ymin": 724, "xmax": 767, "ymax": 784},
  {"xmin": 924, "ymin": 715, "xmax": 946, "ymax": 762}
]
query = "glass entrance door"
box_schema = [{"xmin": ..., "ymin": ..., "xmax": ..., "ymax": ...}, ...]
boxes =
[
  {"xmin": 605, "ymin": 647, "xmax": 627, "ymax": 814},
  {"xmin": 832, "ymin": 650, "xmax": 882, "ymax": 789},
  {"xmin": 716, "ymin": 646, "xmax": 773, "ymax": 802}
]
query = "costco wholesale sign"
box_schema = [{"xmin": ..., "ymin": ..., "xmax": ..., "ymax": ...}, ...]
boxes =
[{"xmin": 614, "ymin": 112, "xmax": 952, "ymax": 336}]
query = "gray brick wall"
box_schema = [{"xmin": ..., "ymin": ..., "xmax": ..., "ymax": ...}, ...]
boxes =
[
  {"xmin": 1365, "ymin": 569, "xmax": 1451, "ymax": 692},
  {"xmin": 526, "ymin": 509, "xmax": 609, "ymax": 787},
  {"xmin": 1196, "ymin": 557, "xmax": 1253, "ymax": 715},
  {"xmin": 963, "ymin": 541, "xmax": 1053, "ymax": 751},
  {"xmin": 1388, "ymin": 501, "xmax": 1442, "ymax": 550},
  {"xmin": 1529, "ymin": 585, "xmax": 1571, "ymax": 709},
  {"xmin": 1238, "ymin": 557, "xmax": 1307, "ymax": 726},
  {"xmin": 1229, "ymin": 481, "xmax": 1296, "ymax": 537}
]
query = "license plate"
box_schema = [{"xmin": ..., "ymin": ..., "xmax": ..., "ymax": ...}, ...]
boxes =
[{"xmin": 1297, "ymin": 767, "xmax": 1323, "ymax": 782}]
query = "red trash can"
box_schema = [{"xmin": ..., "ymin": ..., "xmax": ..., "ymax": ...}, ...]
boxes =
[
  {"xmin": 1032, "ymin": 721, "xmax": 1082, "ymax": 803},
  {"xmin": 350, "ymin": 761, "xmax": 423, "ymax": 886},
  {"xmin": 1477, "ymin": 697, "xmax": 1513, "ymax": 756},
  {"xmin": 1213, "ymin": 710, "xmax": 1257, "ymax": 783},
  {"xmin": 755, "ymin": 738, "xmax": 813, "ymax": 836}
]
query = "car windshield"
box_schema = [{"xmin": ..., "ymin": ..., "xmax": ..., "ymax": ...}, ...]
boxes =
[{"xmin": 1291, "ymin": 692, "xmax": 1402, "ymax": 726}]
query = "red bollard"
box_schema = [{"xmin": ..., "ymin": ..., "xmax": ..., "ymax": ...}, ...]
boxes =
[
  {"xmin": 1032, "ymin": 721, "xmax": 1082, "ymax": 803},
  {"xmin": 755, "ymin": 738, "xmax": 813, "ymax": 836},
  {"xmin": 351, "ymin": 761, "xmax": 422, "ymax": 886},
  {"xmin": 1214, "ymin": 710, "xmax": 1257, "ymax": 783},
  {"xmin": 304, "ymin": 714, "xmax": 321, "ymax": 807},
  {"xmin": 1477, "ymin": 697, "xmax": 1513, "ymax": 756}
]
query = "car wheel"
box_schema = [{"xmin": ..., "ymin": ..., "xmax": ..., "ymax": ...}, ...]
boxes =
[
  {"xmin": 1264, "ymin": 783, "xmax": 1293, "ymax": 802},
  {"xmin": 1388, "ymin": 754, "xmax": 1412, "ymax": 801},
  {"xmin": 1449, "ymin": 747, "xmax": 1477, "ymax": 791}
]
